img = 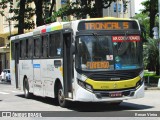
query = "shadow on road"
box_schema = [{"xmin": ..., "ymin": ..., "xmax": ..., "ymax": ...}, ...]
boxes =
[
  {"xmin": 66, "ymin": 101, "xmax": 153, "ymax": 112},
  {"xmin": 16, "ymin": 94, "xmax": 153, "ymax": 112},
  {"xmin": 16, "ymin": 94, "xmax": 59, "ymax": 106}
]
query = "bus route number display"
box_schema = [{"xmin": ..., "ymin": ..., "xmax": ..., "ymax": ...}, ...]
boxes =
[
  {"xmin": 86, "ymin": 61, "xmax": 110, "ymax": 69},
  {"xmin": 78, "ymin": 21, "xmax": 138, "ymax": 30}
]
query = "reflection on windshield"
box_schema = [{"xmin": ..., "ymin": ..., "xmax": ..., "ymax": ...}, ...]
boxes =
[
  {"xmin": 76, "ymin": 35, "xmax": 114, "ymax": 70},
  {"xmin": 76, "ymin": 35, "xmax": 142, "ymax": 71},
  {"xmin": 113, "ymin": 41, "xmax": 142, "ymax": 70}
]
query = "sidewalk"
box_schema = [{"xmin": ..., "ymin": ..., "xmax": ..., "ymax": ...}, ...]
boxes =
[{"xmin": 145, "ymin": 86, "xmax": 160, "ymax": 90}]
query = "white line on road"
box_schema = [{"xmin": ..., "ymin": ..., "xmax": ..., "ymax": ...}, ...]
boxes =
[
  {"xmin": 11, "ymin": 91, "xmax": 23, "ymax": 94},
  {"xmin": 0, "ymin": 91, "xmax": 9, "ymax": 94}
]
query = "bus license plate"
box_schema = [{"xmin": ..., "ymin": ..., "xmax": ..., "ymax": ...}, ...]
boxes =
[{"xmin": 109, "ymin": 92, "xmax": 122, "ymax": 97}]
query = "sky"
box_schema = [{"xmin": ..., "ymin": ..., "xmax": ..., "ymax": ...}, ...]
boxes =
[{"xmin": 134, "ymin": 0, "xmax": 145, "ymax": 13}]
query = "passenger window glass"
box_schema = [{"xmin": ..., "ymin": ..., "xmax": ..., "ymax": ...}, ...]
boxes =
[
  {"xmin": 28, "ymin": 38, "xmax": 33, "ymax": 58},
  {"xmin": 34, "ymin": 38, "xmax": 41, "ymax": 57},
  {"xmin": 54, "ymin": 33, "xmax": 61, "ymax": 57},
  {"xmin": 49, "ymin": 33, "xmax": 61, "ymax": 57},
  {"xmin": 42, "ymin": 35, "xmax": 48, "ymax": 58}
]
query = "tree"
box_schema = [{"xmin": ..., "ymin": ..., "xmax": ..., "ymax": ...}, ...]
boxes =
[
  {"xmin": 141, "ymin": 0, "xmax": 158, "ymax": 38},
  {"xmin": 144, "ymin": 38, "xmax": 159, "ymax": 74},
  {"xmin": 18, "ymin": 0, "xmax": 26, "ymax": 34},
  {"xmin": 0, "ymin": 0, "xmax": 13, "ymax": 36},
  {"xmin": 0, "ymin": 0, "xmax": 56, "ymax": 34},
  {"xmin": 34, "ymin": 0, "xmax": 44, "ymax": 26},
  {"xmin": 50, "ymin": 0, "xmax": 116, "ymax": 21},
  {"xmin": 133, "ymin": 13, "xmax": 150, "ymax": 38},
  {"xmin": 0, "ymin": 0, "xmax": 35, "ymax": 34}
]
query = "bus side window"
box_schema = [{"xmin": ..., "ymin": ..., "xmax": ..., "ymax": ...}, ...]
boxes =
[
  {"xmin": 28, "ymin": 38, "xmax": 33, "ymax": 58},
  {"xmin": 34, "ymin": 38, "xmax": 41, "ymax": 58},
  {"xmin": 20, "ymin": 41, "xmax": 22, "ymax": 58},
  {"xmin": 49, "ymin": 34, "xmax": 55, "ymax": 57},
  {"xmin": 54, "ymin": 33, "xmax": 61, "ymax": 57},
  {"xmin": 20, "ymin": 40, "xmax": 26, "ymax": 59},
  {"xmin": 49, "ymin": 32, "xmax": 61, "ymax": 58},
  {"xmin": 42, "ymin": 35, "xmax": 48, "ymax": 58}
]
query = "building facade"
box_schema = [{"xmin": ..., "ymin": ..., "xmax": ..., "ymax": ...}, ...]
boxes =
[
  {"xmin": 0, "ymin": 1, "xmax": 15, "ymax": 72},
  {"xmin": 103, "ymin": 0, "xmax": 135, "ymax": 18}
]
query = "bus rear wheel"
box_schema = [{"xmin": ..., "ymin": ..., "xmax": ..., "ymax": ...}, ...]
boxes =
[
  {"xmin": 58, "ymin": 85, "xmax": 69, "ymax": 108},
  {"xmin": 23, "ymin": 78, "xmax": 32, "ymax": 99}
]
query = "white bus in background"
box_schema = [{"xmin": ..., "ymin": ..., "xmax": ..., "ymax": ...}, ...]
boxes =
[{"xmin": 10, "ymin": 17, "xmax": 145, "ymax": 107}]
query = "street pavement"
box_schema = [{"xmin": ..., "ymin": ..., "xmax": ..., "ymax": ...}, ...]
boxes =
[{"xmin": 0, "ymin": 80, "xmax": 160, "ymax": 120}]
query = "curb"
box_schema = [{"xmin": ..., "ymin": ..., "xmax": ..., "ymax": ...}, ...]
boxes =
[{"xmin": 145, "ymin": 86, "xmax": 160, "ymax": 90}]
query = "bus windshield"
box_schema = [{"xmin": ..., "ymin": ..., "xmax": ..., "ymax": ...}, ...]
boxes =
[{"xmin": 76, "ymin": 35, "xmax": 142, "ymax": 71}]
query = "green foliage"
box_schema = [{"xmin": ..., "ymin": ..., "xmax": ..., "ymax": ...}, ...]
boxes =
[
  {"xmin": 50, "ymin": 0, "xmax": 116, "ymax": 22},
  {"xmin": 134, "ymin": 10, "xmax": 159, "ymax": 75},
  {"xmin": 133, "ymin": 13, "xmax": 150, "ymax": 38},
  {"xmin": 143, "ymin": 38, "xmax": 159, "ymax": 74},
  {"xmin": 0, "ymin": 0, "xmax": 116, "ymax": 32},
  {"xmin": 0, "ymin": 0, "xmax": 56, "ymax": 32},
  {"xmin": 0, "ymin": 0, "xmax": 13, "ymax": 18},
  {"xmin": 141, "ymin": 0, "xmax": 158, "ymax": 37},
  {"xmin": 0, "ymin": 0, "xmax": 35, "ymax": 32}
]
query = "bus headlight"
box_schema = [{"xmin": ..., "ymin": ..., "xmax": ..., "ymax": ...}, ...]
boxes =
[{"xmin": 77, "ymin": 79, "xmax": 93, "ymax": 92}]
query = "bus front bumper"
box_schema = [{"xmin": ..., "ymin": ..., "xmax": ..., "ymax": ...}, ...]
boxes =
[{"xmin": 74, "ymin": 83, "xmax": 144, "ymax": 102}]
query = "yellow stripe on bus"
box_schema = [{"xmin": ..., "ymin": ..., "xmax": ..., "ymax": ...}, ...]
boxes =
[{"xmin": 85, "ymin": 76, "xmax": 141, "ymax": 90}]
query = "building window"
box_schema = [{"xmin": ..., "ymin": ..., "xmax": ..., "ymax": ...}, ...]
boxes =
[{"xmin": 114, "ymin": 3, "xmax": 121, "ymax": 12}]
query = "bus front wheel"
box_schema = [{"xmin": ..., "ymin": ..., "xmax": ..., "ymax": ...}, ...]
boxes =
[
  {"xmin": 23, "ymin": 78, "xmax": 32, "ymax": 99},
  {"xmin": 58, "ymin": 85, "xmax": 69, "ymax": 108}
]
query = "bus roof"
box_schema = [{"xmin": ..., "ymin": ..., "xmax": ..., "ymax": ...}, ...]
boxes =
[{"xmin": 10, "ymin": 17, "xmax": 138, "ymax": 41}]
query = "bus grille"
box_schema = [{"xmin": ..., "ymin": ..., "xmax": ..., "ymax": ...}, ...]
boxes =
[{"xmin": 87, "ymin": 70, "xmax": 141, "ymax": 81}]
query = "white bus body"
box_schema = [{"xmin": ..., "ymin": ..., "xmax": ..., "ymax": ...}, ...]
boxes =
[{"xmin": 10, "ymin": 17, "xmax": 144, "ymax": 107}]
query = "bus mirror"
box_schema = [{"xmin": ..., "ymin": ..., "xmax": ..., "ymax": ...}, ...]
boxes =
[{"xmin": 71, "ymin": 43, "xmax": 75, "ymax": 54}]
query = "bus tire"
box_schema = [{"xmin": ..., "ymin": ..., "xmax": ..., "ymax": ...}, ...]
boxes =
[
  {"xmin": 23, "ymin": 77, "xmax": 32, "ymax": 99},
  {"xmin": 57, "ymin": 85, "xmax": 69, "ymax": 108}
]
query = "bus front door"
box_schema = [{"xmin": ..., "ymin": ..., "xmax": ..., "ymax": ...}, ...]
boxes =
[{"xmin": 63, "ymin": 32, "xmax": 74, "ymax": 98}]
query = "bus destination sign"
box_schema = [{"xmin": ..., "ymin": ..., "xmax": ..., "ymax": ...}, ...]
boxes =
[{"xmin": 78, "ymin": 21, "xmax": 138, "ymax": 30}]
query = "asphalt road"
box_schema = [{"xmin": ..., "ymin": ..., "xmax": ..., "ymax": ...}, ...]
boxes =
[{"xmin": 0, "ymin": 81, "xmax": 160, "ymax": 120}]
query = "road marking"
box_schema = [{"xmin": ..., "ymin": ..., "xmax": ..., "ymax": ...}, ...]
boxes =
[
  {"xmin": 2, "ymin": 90, "xmax": 24, "ymax": 94},
  {"xmin": 11, "ymin": 91, "xmax": 23, "ymax": 94},
  {"xmin": 0, "ymin": 91, "xmax": 9, "ymax": 94}
]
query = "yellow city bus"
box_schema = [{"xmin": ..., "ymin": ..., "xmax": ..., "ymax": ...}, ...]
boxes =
[{"xmin": 10, "ymin": 17, "xmax": 144, "ymax": 107}]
